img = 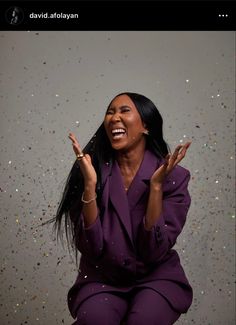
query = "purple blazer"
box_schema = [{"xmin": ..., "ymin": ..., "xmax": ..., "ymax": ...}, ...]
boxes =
[{"xmin": 67, "ymin": 150, "xmax": 193, "ymax": 319}]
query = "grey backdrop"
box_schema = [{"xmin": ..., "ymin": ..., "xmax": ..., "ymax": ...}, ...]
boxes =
[{"xmin": 0, "ymin": 31, "xmax": 235, "ymax": 324}]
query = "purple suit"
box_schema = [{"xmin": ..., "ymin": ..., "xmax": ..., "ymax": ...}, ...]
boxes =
[{"xmin": 67, "ymin": 150, "xmax": 193, "ymax": 320}]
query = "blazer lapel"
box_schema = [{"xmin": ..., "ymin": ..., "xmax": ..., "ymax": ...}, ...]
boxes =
[
  {"xmin": 100, "ymin": 151, "xmax": 165, "ymax": 249},
  {"xmin": 108, "ymin": 160, "xmax": 134, "ymax": 248}
]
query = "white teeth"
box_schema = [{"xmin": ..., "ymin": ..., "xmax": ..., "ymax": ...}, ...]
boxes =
[
  {"xmin": 113, "ymin": 133, "xmax": 125, "ymax": 139},
  {"xmin": 111, "ymin": 129, "xmax": 125, "ymax": 134}
]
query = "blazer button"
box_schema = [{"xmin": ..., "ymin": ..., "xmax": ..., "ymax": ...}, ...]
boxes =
[{"xmin": 123, "ymin": 259, "xmax": 131, "ymax": 266}]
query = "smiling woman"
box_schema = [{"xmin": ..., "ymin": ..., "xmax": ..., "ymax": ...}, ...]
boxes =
[
  {"xmin": 44, "ymin": 92, "xmax": 192, "ymax": 325},
  {"xmin": 104, "ymin": 95, "xmax": 147, "ymax": 153}
]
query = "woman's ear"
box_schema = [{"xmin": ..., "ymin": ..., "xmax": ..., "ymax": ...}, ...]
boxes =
[{"xmin": 142, "ymin": 123, "xmax": 149, "ymax": 135}]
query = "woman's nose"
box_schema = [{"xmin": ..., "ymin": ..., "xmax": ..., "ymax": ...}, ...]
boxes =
[{"xmin": 111, "ymin": 112, "xmax": 121, "ymax": 122}]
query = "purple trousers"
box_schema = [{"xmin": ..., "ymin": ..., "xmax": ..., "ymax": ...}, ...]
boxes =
[{"xmin": 71, "ymin": 288, "xmax": 181, "ymax": 325}]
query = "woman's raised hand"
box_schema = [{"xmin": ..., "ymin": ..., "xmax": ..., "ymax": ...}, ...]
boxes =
[
  {"xmin": 150, "ymin": 142, "xmax": 191, "ymax": 186},
  {"xmin": 68, "ymin": 132, "xmax": 97, "ymax": 186}
]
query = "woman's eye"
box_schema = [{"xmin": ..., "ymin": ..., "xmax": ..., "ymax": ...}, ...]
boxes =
[
  {"xmin": 106, "ymin": 110, "xmax": 113, "ymax": 115},
  {"xmin": 122, "ymin": 108, "xmax": 130, "ymax": 113}
]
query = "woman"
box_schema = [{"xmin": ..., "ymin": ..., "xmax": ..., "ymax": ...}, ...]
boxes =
[{"xmin": 50, "ymin": 92, "xmax": 192, "ymax": 324}]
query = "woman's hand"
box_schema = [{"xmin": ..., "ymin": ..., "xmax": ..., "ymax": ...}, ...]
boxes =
[
  {"xmin": 150, "ymin": 142, "xmax": 191, "ymax": 186},
  {"xmin": 68, "ymin": 132, "xmax": 97, "ymax": 186}
]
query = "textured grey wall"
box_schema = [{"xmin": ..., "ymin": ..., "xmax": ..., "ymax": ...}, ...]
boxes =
[{"xmin": 0, "ymin": 31, "xmax": 235, "ymax": 325}]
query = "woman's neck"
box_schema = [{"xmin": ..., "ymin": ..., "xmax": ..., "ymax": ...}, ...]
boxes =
[{"xmin": 116, "ymin": 145, "xmax": 146, "ymax": 176}]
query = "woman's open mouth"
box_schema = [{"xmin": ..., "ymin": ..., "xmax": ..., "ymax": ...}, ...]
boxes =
[{"xmin": 111, "ymin": 128, "xmax": 126, "ymax": 140}]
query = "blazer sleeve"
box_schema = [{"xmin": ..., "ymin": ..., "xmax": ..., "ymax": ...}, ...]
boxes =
[
  {"xmin": 70, "ymin": 201, "xmax": 104, "ymax": 260},
  {"xmin": 137, "ymin": 166, "xmax": 191, "ymax": 264}
]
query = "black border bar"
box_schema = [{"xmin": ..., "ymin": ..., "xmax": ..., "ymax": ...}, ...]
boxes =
[{"xmin": 0, "ymin": 1, "xmax": 235, "ymax": 30}]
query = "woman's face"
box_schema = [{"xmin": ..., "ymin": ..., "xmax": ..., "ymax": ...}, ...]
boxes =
[{"xmin": 103, "ymin": 94, "xmax": 147, "ymax": 152}]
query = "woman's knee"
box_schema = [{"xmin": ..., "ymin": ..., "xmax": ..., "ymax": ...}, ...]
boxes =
[
  {"xmin": 75, "ymin": 293, "xmax": 128, "ymax": 325},
  {"xmin": 125, "ymin": 289, "xmax": 181, "ymax": 325}
]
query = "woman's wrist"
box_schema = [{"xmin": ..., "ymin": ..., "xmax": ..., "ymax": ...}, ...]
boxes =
[
  {"xmin": 83, "ymin": 181, "xmax": 97, "ymax": 202},
  {"xmin": 82, "ymin": 192, "xmax": 97, "ymax": 204},
  {"xmin": 150, "ymin": 181, "xmax": 163, "ymax": 191},
  {"xmin": 84, "ymin": 181, "xmax": 97, "ymax": 191}
]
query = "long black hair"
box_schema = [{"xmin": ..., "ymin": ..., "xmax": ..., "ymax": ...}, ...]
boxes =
[{"xmin": 42, "ymin": 92, "xmax": 170, "ymax": 266}]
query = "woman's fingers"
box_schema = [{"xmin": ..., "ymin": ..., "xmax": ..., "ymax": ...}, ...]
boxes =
[
  {"xmin": 150, "ymin": 142, "xmax": 191, "ymax": 183},
  {"xmin": 68, "ymin": 132, "xmax": 79, "ymax": 146},
  {"xmin": 174, "ymin": 142, "xmax": 191, "ymax": 166},
  {"xmin": 68, "ymin": 133, "xmax": 91, "ymax": 169},
  {"xmin": 167, "ymin": 145, "xmax": 183, "ymax": 171},
  {"xmin": 68, "ymin": 133, "xmax": 97, "ymax": 184},
  {"xmin": 164, "ymin": 153, "xmax": 171, "ymax": 166},
  {"xmin": 84, "ymin": 154, "xmax": 91, "ymax": 164},
  {"xmin": 68, "ymin": 132, "xmax": 83, "ymax": 155},
  {"xmin": 166, "ymin": 142, "xmax": 191, "ymax": 172}
]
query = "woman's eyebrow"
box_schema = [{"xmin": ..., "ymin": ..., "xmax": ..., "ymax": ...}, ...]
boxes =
[{"xmin": 107, "ymin": 105, "xmax": 131, "ymax": 111}]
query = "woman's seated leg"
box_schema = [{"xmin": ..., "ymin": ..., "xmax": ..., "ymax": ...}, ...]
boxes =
[
  {"xmin": 72, "ymin": 292, "xmax": 129, "ymax": 325},
  {"xmin": 125, "ymin": 288, "xmax": 181, "ymax": 325}
]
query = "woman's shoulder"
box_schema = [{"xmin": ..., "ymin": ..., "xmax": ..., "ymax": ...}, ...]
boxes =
[
  {"xmin": 162, "ymin": 164, "xmax": 191, "ymax": 197},
  {"xmin": 170, "ymin": 164, "xmax": 191, "ymax": 178}
]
